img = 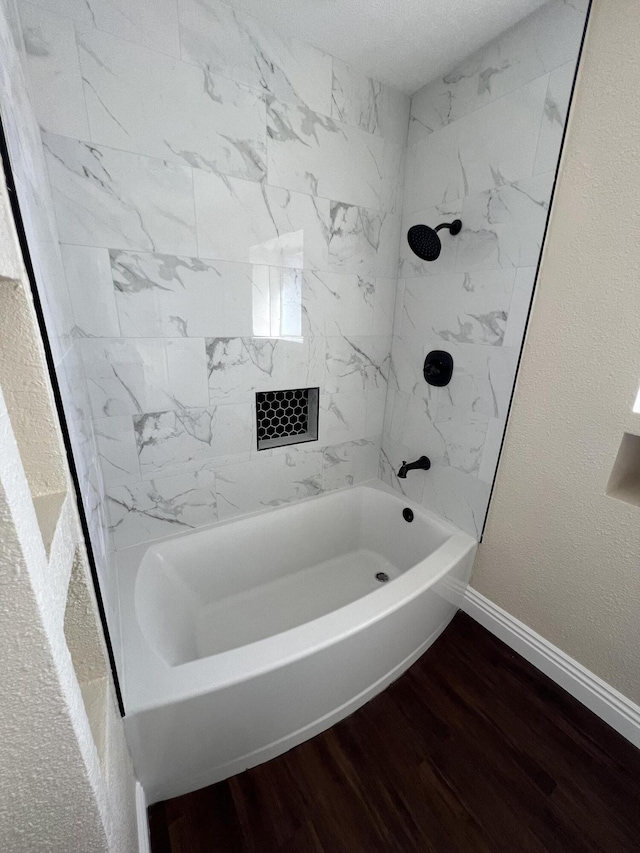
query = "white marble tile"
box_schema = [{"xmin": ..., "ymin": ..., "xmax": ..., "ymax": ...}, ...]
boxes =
[
  {"xmin": 24, "ymin": 0, "xmax": 180, "ymax": 57},
  {"xmin": 421, "ymin": 465, "xmax": 491, "ymax": 539},
  {"xmin": 471, "ymin": 0, "xmax": 584, "ymax": 108},
  {"xmin": 478, "ymin": 417, "xmax": 506, "ymax": 484},
  {"xmin": 396, "ymin": 394, "xmax": 447, "ymax": 463},
  {"xmin": 193, "ymin": 171, "xmax": 330, "ymax": 271},
  {"xmin": 388, "ymin": 333, "xmax": 425, "ymax": 397},
  {"xmin": 215, "ymin": 450, "xmax": 322, "ymax": 520},
  {"xmin": 267, "ymin": 98, "xmax": 385, "ymax": 210},
  {"xmin": 432, "ymin": 406, "xmax": 490, "ymax": 476},
  {"xmin": 206, "ymin": 336, "xmax": 325, "ymax": 404},
  {"xmin": 86, "ymin": 467, "xmax": 110, "ymax": 568},
  {"xmin": 504, "ymin": 267, "xmax": 536, "ymax": 348},
  {"xmin": 67, "ymin": 412, "xmax": 95, "ymax": 487},
  {"xmin": 331, "ymin": 58, "xmax": 385, "ymax": 136},
  {"xmin": 328, "ymin": 201, "xmax": 400, "ymax": 277},
  {"xmin": 379, "ymin": 85, "xmax": 411, "ymax": 148},
  {"xmin": 393, "ymin": 277, "xmax": 405, "ymax": 331},
  {"xmin": 111, "ymin": 250, "xmax": 256, "ymax": 339},
  {"xmin": 381, "ymin": 388, "xmax": 396, "ymax": 439},
  {"xmin": 43, "ymin": 133, "xmax": 197, "ymax": 255},
  {"xmin": 94, "ymin": 415, "xmax": 140, "ymax": 487},
  {"xmin": 325, "ymin": 335, "xmax": 390, "ymax": 394},
  {"xmin": 381, "ymin": 138, "xmax": 406, "ymax": 215},
  {"xmin": 30, "ymin": 238, "xmax": 75, "ymax": 364},
  {"xmin": 179, "ymin": 0, "xmax": 331, "ymax": 115},
  {"xmin": 134, "ymin": 403, "xmax": 253, "ymax": 480},
  {"xmin": 57, "ymin": 343, "xmax": 92, "ymax": 423},
  {"xmin": 78, "ymin": 26, "xmax": 266, "ymax": 182},
  {"xmin": 407, "ymin": 82, "xmax": 449, "ymax": 147},
  {"xmin": 322, "ymin": 438, "xmax": 380, "ymax": 491},
  {"xmin": 319, "ymin": 392, "xmax": 367, "ymax": 445},
  {"xmin": 399, "ymin": 200, "xmax": 463, "ymax": 277},
  {"xmin": 534, "ymin": 61, "xmax": 575, "ymax": 176},
  {"xmin": 391, "ymin": 391, "xmax": 488, "ymax": 478},
  {"xmin": 365, "ymin": 388, "xmax": 387, "ymax": 437},
  {"xmin": 378, "ymin": 439, "xmax": 426, "ymax": 504},
  {"xmin": 83, "ymin": 449, "xmax": 109, "ymax": 558},
  {"xmin": 373, "ymin": 278, "xmax": 397, "ymax": 337},
  {"xmin": 408, "ymin": 0, "xmax": 586, "ymax": 144},
  {"xmin": 456, "ymin": 172, "xmax": 554, "ymax": 271},
  {"xmin": 302, "ymin": 270, "xmax": 375, "ymax": 338},
  {"xmin": 3, "ymin": 0, "xmax": 23, "ymax": 51},
  {"xmin": 107, "ymin": 470, "xmax": 217, "ymax": 549},
  {"xmin": 252, "ymin": 267, "xmax": 303, "ymax": 338},
  {"xmin": 61, "ymin": 244, "xmax": 120, "ymax": 338},
  {"xmin": 409, "ymin": 76, "xmax": 548, "ymax": 210},
  {"xmin": 81, "ymin": 337, "xmax": 209, "ymax": 417},
  {"xmin": 400, "ymin": 270, "xmax": 516, "ymax": 347},
  {"xmin": 388, "ymin": 334, "xmax": 516, "ymax": 420},
  {"xmin": 11, "ymin": 162, "xmax": 59, "ymax": 265},
  {"xmin": 19, "ymin": 2, "xmax": 89, "ymax": 139},
  {"xmin": 0, "ymin": 17, "xmax": 50, "ymax": 202},
  {"xmin": 441, "ymin": 342, "xmax": 519, "ymax": 420}
]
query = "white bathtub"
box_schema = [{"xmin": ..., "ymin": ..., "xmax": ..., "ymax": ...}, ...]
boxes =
[{"xmin": 117, "ymin": 480, "xmax": 476, "ymax": 803}]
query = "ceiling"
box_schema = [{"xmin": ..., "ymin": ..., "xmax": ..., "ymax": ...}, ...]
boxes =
[{"xmin": 224, "ymin": 0, "xmax": 550, "ymax": 93}]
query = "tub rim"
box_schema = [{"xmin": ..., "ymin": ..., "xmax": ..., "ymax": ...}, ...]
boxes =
[{"xmin": 116, "ymin": 480, "xmax": 477, "ymax": 715}]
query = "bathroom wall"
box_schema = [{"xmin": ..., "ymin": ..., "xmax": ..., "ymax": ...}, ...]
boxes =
[
  {"xmin": 0, "ymin": 0, "xmax": 112, "ymax": 618},
  {"xmin": 381, "ymin": 0, "xmax": 588, "ymax": 537},
  {"xmin": 0, "ymin": 130, "xmax": 137, "ymax": 851},
  {"xmin": 472, "ymin": 0, "xmax": 640, "ymax": 704},
  {"xmin": 16, "ymin": 0, "xmax": 409, "ymax": 550}
]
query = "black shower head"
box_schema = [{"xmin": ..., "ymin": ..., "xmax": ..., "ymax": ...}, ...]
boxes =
[{"xmin": 407, "ymin": 219, "xmax": 462, "ymax": 262}]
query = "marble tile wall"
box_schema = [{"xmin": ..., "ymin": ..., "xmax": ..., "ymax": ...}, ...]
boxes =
[
  {"xmin": 0, "ymin": 0, "xmax": 114, "ymax": 625},
  {"xmin": 8, "ymin": 0, "xmax": 588, "ymax": 557},
  {"xmin": 381, "ymin": 0, "xmax": 588, "ymax": 537},
  {"xmin": 14, "ymin": 0, "xmax": 409, "ymax": 550}
]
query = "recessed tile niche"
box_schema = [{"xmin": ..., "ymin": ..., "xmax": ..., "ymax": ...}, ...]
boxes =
[
  {"xmin": 256, "ymin": 388, "xmax": 319, "ymax": 451},
  {"xmin": 606, "ymin": 433, "xmax": 640, "ymax": 507}
]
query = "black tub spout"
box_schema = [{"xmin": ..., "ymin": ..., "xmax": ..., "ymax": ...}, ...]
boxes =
[{"xmin": 397, "ymin": 456, "xmax": 431, "ymax": 478}]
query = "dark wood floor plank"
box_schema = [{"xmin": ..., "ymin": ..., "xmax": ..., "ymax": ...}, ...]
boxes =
[{"xmin": 149, "ymin": 613, "xmax": 640, "ymax": 853}]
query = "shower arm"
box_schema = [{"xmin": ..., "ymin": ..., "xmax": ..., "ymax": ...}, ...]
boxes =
[{"xmin": 434, "ymin": 221, "xmax": 458, "ymax": 233}]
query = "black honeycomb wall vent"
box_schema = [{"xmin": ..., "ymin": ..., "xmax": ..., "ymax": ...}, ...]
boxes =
[{"xmin": 256, "ymin": 387, "xmax": 319, "ymax": 450}]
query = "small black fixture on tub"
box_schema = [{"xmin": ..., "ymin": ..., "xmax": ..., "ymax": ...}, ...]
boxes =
[
  {"xmin": 397, "ymin": 456, "xmax": 431, "ymax": 478},
  {"xmin": 424, "ymin": 350, "xmax": 454, "ymax": 386},
  {"xmin": 407, "ymin": 219, "xmax": 462, "ymax": 262}
]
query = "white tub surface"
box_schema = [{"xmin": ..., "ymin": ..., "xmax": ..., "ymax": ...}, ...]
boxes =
[{"xmin": 117, "ymin": 480, "xmax": 477, "ymax": 803}]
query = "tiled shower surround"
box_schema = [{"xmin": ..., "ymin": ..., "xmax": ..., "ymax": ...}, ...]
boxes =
[
  {"xmin": 17, "ymin": 0, "xmax": 408, "ymax": 554},
  {"xmin": 6, "ymin": 0, "xmax": 587, "ymax": 587},
  {"xmin": 381, "ymin": 0, "xmax": 588, "ymax": 536}
]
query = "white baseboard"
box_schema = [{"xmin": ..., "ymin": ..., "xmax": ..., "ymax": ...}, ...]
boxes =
[
  {"xmin": 136, "ymin": 781, "xmax": 150, "ymax": 853},
  {"xmin": 462, "ymin": 587, "xmax": 640, "ymax": 750}
]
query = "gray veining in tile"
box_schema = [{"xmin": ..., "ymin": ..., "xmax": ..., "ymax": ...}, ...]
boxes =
[{"xmin": 43, "ymin": 132, "xmax": 198, "ymax": 254}]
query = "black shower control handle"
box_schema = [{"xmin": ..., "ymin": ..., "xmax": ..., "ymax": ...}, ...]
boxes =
[{"xmin": 424, "ymin": 351, "xmax": 454, "ymax": 387}]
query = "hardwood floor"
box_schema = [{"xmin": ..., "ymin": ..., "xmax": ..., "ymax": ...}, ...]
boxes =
[{"xmin": 148, "ymin": 613, "xmax": 640, "ymax": 852}]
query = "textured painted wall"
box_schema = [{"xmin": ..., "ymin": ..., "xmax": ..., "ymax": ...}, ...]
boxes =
[
  {"xmin": 381, "ymin": 0, "xmax": 588, "ymax": 537},
  {"xmin": 0, "ymin": 163, "xmax": 136, "ymax": 850},
  {"xmin": 16, "ymin": 0, "xmax": 409, "ymax": 552},
  {"xmin": 472, "ymin": 0, "xmax": 640, "ymax": 704}
]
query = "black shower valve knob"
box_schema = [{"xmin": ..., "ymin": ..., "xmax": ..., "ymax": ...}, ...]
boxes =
[{"xmin": 423, "ymin": 350, "xmax": 454, "ymax": 387}]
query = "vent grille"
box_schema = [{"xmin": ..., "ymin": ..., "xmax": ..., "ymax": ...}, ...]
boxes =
[{"xmin": 256, "ymin": 387, "xmax": 319, "ymax": 450}]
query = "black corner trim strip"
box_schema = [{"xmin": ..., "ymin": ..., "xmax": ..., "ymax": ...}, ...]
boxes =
[{"xmin": 0, "ymin": 112, "xmax": 125, "ymax": 717}]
